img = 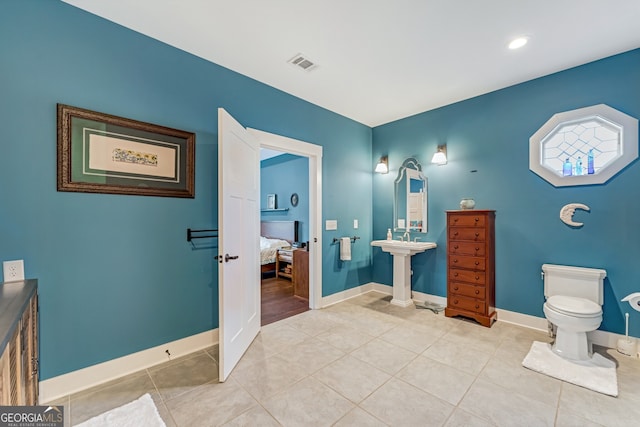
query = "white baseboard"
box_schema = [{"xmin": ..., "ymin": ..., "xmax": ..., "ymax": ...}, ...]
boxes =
[
  {"xmin": 331, "ymin": 282, "xmax": 632, "ymax": 351},
  {"xmin": 39, "ymin": 329, "xmax": 218, "ymax": 404}
]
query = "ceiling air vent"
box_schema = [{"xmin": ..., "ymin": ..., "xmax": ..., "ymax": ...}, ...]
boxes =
[{"xmin": 288, "ymin": 53, "xmax": 317, "ymax": 72}]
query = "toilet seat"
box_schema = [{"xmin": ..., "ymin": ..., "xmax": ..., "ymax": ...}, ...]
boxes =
[{"xmin": 546, "ymin": 295, "xmax": 602, "ymax": 317}]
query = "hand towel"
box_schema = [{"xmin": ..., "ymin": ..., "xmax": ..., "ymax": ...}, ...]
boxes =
[{"xmin": 340, "ymin": 237, "xmax": 351, "ymax": 261}]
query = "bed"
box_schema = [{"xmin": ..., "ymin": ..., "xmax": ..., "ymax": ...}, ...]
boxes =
[{"xmin": 260, "ymin": 220, "xmax": 299, "ymax": 275}]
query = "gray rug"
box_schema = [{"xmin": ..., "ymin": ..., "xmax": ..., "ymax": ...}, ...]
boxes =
[{"xmin": 522, "ymin": 341, "xmax": 618, "ymax": 397}]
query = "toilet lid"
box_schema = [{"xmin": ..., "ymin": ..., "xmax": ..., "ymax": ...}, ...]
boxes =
[{"xmin": 547, "ymin": 295, "xmax": 602, "ymax": 316}]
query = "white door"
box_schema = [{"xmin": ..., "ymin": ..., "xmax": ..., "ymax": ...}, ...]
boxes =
[{"xmin": 218, "ymin": 108, "xmax": 260, "ymax": 381}]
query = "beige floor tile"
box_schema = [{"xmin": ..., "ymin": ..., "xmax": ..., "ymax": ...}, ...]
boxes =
[
  {"xmin": 221, "ymin": 404, "xmax": 281, "ymax": 426},
  {"xmin": 313, "ymin": 354, "xmax": 391, "ymax": 403},
  {"xmin": 165, "ymin": 378, "xmax": 257, "ymax": 426},
  {"xmin": 555, "ymin": 406, "xmax": 605, "ymax": 427},
  {"xmin": 378, "ymin": 322, "xmax": 442, "ymax": 353},
  {"xmin": 422, "ymin": 336, "xmax": 492, "ymax": 376},
  {"xmin": 444, "ymin": 408, "xmax": 496, "ymax": 427},
  {"xmin": 148, "ymin": 351, "xmax": 218, "ymax": 401},
  {"xmin": 262, "ymin": 377, "xmax": 354, "ymax": 427},
  {"xmin": 277, "ymin": 337, "xmax": 345, "ymax": 373},
  {"xmin": 559, "ymin": 380, "xmax": 640, "ymax": 426},
  {"xmin": 350, "ymin": 338, "xmax": 418, "ymax": 375},
  {"xmin": 480, "ymin": 357, "xmax": 561, "ymax": 407},
  {"xmin": 315, "ymin": 324, "xmax": 375, "ymax": 352},
  {"xmin": 360, "ymin": 378, "xmax": 454, "ymax": 426},
  {"xmin": 255, "ymin": 323, "xmax": 312, "ymax": 352},
  {"xmin": 51, "ymin": 292, "xmax": 640, "ymax": 427},
  {"xmin": 284, "ymin": 309, "xmax": 343, "ymax": 336},
  {"xmin": 230, "ymin": 354, "xmax": 308, "ymax": 402},
  {"xmin": 459, "ymin": 378, "xmax": 556, "ymax": 426},
  {"xmin": 333, "ymin": 407, "xmax": 388, "ymax": 426},
  {"xmin": 396, "ymin": 355, "xmax": 475, "ymax": 405}
]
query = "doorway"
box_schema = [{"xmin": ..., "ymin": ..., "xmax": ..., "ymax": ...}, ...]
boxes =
[{"xmin": 249, "ymin": 128, "xmax": 323, "ymax": 323}]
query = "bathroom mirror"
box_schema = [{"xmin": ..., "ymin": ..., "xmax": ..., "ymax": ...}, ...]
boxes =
[{"xmin": 394, "ymin": 157, "xmax": 427, "ymax": 233}]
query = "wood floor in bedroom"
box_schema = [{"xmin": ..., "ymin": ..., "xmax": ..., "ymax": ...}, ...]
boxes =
[{"xmin": 261, "ymin": 275, "xmax": 309, "ymax": 325}]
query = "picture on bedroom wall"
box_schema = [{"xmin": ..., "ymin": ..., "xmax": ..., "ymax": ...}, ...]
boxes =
[
  {"xmin": 267, "ymin": 193, "xmax": 277, "ymax": 209},
  {"xmin": 57, "ymin": 104, "xmax": 195, "ymax": 198}
]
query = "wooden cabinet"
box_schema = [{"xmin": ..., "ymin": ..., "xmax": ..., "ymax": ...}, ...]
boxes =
[
  {"xmin": 0, "ymin": 280, "xmax": 38, "ymax": 405},
  {"xmin": 276, "ymin": 248, "xmax": 310, "ymax": 300},
  {"xmin": 276, "ymin": 248, "xmax": 294, "ymax": 280},
  {"xmin": 293, "ymin": 249, "xmax": 309, "ymax": 299},
  {"xmin": 445, "ymin": 210, "xmax": 496, "ymax": 327}
]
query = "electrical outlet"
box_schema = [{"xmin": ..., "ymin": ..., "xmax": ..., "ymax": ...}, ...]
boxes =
[{"xmin": 3, "ymin": 260, "xmax": 25, "ymax": 282}]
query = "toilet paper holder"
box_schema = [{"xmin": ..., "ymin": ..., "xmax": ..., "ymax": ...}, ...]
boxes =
[{"xmin": 621, "ymin": 293, "xmax": 640, "ymax": 312}]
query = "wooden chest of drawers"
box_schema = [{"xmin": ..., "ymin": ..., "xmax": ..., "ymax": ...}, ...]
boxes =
[{"xmin": 445, "ymin": 210, "xmax": 496, "ymax": 327}]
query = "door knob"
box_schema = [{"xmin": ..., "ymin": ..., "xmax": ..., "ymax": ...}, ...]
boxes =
[{"xmin": 225, "ymin": 254, "xmax": 239, "ymax": 262}]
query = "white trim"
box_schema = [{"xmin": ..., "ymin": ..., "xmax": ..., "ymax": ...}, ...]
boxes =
[
  {"xmin": 321, "ymin": 282, "xmax": 377, "ymax": 307},
  {"xmin": 249, "ymin": 128, "xmax": 324, "ymax": 309},
  {"xmin": 39, "ymin": 329, "xmax": 218, "ymax": 404}
]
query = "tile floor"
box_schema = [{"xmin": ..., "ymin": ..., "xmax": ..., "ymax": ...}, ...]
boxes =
[{"xmin": 48, "ymin": 291, "xmax": 640, "ymax": 426}]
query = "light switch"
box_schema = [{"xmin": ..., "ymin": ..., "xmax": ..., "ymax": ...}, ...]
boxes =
[
  {"xmin": 325, "ymin": 220, "xmax": 338, "ymax": 230},
  {"xmin": 353, "ymin": 219, "xmax": 358, "ymax": 229}
]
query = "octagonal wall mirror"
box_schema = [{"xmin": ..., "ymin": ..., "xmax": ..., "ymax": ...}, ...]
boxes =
[
  {"xmin": 529, "ymin": 104, "xmax": 638, "ymax": 187},
  {"xmin": 394, "ymin": 157, "xmax": 427, "ymax": 233}
]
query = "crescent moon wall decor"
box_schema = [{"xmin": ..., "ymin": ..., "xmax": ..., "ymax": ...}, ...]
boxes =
[{"xmin": 559, "ymin": 203, "xmax": 590, "ymax": 227}]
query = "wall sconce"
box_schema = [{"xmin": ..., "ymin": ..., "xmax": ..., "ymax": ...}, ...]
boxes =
[
  {"xmin": 431, "ymin": 145, "xmax": 447, "ymax": 165},
  {"xmin": 375, "ymin": 156, "xmax": 389, "ymax": 174}
]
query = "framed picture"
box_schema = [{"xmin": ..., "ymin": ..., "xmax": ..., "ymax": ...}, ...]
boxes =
[
  {"xmin": 57, "ymin": 104, "xmax": 195, "ymax": 198},
  {"xmin": 267, "ymin": 194, "xmax": 276, "ymax": 209}
]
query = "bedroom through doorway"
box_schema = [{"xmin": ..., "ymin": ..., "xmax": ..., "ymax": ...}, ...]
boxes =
[{"xmin": 250, "ymin": 128, "xmax": 322, "ymax": 326}]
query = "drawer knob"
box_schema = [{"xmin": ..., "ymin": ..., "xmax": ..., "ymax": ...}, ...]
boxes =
[
  {"xmin": 454, "ymin": 232, "xmax": 459, "ymax": 236},
  {"xmin": 475, "ymin": 275, "xmax": 480, "ymax": 280},
  {"xmin": 475, "ymin": 290, "xmax": 480, "ymax": 294},
  {"xmin": 453, "ymin": 259, "xmax": 458, "ymax": 263},
  {"xmin": 454, "ymin": 286, "xmax": 459, "ymax": 291},
  {"xmin": 475, "ymin": 232, "xmax": 480, "ymax": 237},
  {"xmin": 475, "ymin": 246, "xmax": 480, "ymax": 251},
  {"xmin": 454, "ymin": 218, "xmax": 459, "ymax": 222},
  {"xmin": 474, "ymin": 217, "xmax": 479, "ymax": 222},
  {"xmin": 454, "ymin": 299, "xmax": 459, "ymax": 304},
  {"xmin": 475, "ymin": 261, "xmax": 480, "ymax": 265},
  {"xmin": 454, "ymin": 272, "xmax": 459, "ymax": 277},
  {"xmin": 475, "ymin": 304, "xmax": 480, "ymax": 309},
  {"xmin": 454, "ymin": 245, "xmax": 459, "ymax": 249}
]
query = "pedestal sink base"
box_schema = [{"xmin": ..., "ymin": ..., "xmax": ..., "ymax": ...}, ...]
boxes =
[
  {"xmin": 390, "ymin": 298, "xmax": 414, "ymax": 307},
  {"xmin": 370, "ymin": 240, "xmax": 437, "ymax": 310}
]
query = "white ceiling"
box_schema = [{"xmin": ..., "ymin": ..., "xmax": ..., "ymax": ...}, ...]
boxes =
[{"xmin": 62, "ymin": 0, "xmax": 640, "ymax": 127}]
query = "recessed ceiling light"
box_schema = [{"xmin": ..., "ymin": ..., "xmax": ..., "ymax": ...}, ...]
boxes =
[{"xmin": 508, "ymin": 37, "xmax": 529, "ymax": 50}]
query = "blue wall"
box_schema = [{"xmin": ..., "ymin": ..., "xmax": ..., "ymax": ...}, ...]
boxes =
[
  {"xmin": 372, "ymin": 49, "xmax": 640, "ymax": 337},
  {"xmin": 0, "ymin": 0, "xmax": 372, "ymax": 380},
  {"xmin": 260, "ymin": 154, "xmax": 310, "ymax": 243}
]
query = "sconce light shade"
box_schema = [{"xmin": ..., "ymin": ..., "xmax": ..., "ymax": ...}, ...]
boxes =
[
  {"xmin": 375, "ymin": 156, "xmax": 389, "ymax": 174},
  {"xmin": 431, "ymin": 145, "xmax": 447, "ymax": 165}
]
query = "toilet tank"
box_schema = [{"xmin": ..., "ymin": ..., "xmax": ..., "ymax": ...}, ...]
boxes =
[{"xmin": 542, "ymin": 264, "xmax": 607, "ymax": 304}]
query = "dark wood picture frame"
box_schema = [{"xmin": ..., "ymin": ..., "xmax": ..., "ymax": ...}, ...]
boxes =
[{"xmin": 57, "ymin": 104, "xmax": 195, "ymax": 198}]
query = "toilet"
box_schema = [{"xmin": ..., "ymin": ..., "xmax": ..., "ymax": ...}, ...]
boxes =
[{"xmin": 542, "ymin": 264, "xmax": 607, "ymax": 361}]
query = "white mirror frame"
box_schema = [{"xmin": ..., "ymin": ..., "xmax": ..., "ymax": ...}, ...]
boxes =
[{"xmin": 529, "ymin": 104, "xmax": 638, "ymax": 187}]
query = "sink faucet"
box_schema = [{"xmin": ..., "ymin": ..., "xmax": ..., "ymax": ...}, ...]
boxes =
[{"xmin": 403, "ymin": 230, "xmax": 410, "ymax": 242}]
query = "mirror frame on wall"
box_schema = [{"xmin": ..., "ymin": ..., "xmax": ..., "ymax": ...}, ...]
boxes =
[{"xmin": 394, "ymin": 157, "xmax": 428, "ymax": 233}]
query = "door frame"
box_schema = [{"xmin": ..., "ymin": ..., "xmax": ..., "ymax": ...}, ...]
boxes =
[{"xmin": 248, "ymin": 128, "xmax": 323, "ymax": 309}]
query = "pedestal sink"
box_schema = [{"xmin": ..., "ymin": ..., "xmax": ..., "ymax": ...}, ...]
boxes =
[{"xmin": 371, "ymin": 240, "xmax": 437, "ymax": 307}]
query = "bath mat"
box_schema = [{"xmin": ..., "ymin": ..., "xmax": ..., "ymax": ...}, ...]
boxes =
[
  {"xmin": 522, "ymin": 341, "xmax": 618, "ymax": 397},
  {"xmin": 75, "ymin": 393, "xmax": 166, "ymax": 427}
]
